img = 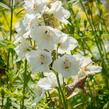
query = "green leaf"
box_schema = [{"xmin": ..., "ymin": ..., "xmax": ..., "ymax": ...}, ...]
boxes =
[
  {"xmin": 0, "ymin": 55, "xmax": 6, "ymax": 67},
  {"xmin": 0, "ymin": 40, "xmax": 15, "ymax": 49},
  {"xmin": 0, "ymin": 2, "xmax": 10, "ymax": 10}
]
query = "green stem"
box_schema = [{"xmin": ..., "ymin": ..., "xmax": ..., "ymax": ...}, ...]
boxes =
[
  {"xmin": 57, "ymin": 87, "xmax": 63, "ymax": 108},
  {"xmin": 53, "ymin": 45, "xmax": 67, "ymax": 108},
  {"xmin": 79, "ymin": 0, "xmax": 109, "ymax": 77},
  {"xmin": 56, "ymin": 73, "xmax": 68, "ymax": 109},
  {"xmin": 10, "ymin": 0, "xmax": 13, "ymax": 41},
  {"xmin": 21, "ymin": 60, "xmax": 27, "ymax": 109},
  {"xmin": 1, "ymin": 89, "xmax": 4, "ymax": 109},
  {"xmin": 87, "ymin": 4, "xmax": 109, "ymax": 87},
  {"xmin": 5, "ymin": 0, "xmax": 14, "ymax": 107},
  {"xmin": 7, "ymin": 0, "xmax": 13, "ymax": 69}
]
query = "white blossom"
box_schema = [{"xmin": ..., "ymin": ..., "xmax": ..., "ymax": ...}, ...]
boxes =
[
  {"xmin": 85, "ymin": 65, "xmax": 102, "ymax": 75},
  {"xmin": 16, "ymin": 21, "xmax": 26, "ymax": 36},
  {"xmin": 30, "ymin": 26, "xmax": 60, "ymax": 51},
  {"xmin": 14, "ymin": 31, "xmax": 30, "ymax": 45},
  {"xmin": 53, "ymin": 54, "xmax": 80, "ymax": 77},
  {"xmin": 73, "ymin": 54, "xmax": 102, "ymax": 77},
  {"xmin": 49, "ymin": 1, "xmax": 70, "ymax": 24},
  {"xmin": 16, "ymin": 14, "xmax": 34, "ymax": 34},
  {"xmin": 38, "ymin": 72, "xmax": 63, "ymax": 90},
  {"xmin": 28, "ymin": 15, "xmax": 45, "ymax": 30},
  {"xmin": 58, "ymin": 32, "xmax": 78, "ymax": 53},
  {"xmin": 24, "ymin": 0, "xmax": 47, "ymax": 15},
  {"xmin": 32, "ymin": 86, "xmax": 45, "ymax": 106},
  {"xmin": 15, "ymin": 14, "xmax": 34, "ymax": 42},
  {"xmin": 26, "ymin": 49, "xmax": 52, "ymax": 73},
  {"xmin": 15, "ymin": 38, "xmax": 31, "ymax": 60}
]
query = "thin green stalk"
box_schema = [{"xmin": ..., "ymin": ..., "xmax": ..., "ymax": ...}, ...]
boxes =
[
  {"xmin": 9, "ymin": 0, "xmax": 13, "ymax": 41},
  {"xmin": 51, "ymin": 68, "xmax": 66, "ymax": 108},
  {"xmin": 76, "ymin": 2, "xmax": 109, "ymax": 107},
  {"xmin": 56, "ymin": 73, "xmax": 68, "ymax": 109},
  {"xmin": 79, "ymin": 0, "xmax": 94, "ymax": 30},
  {"xmin": 7, "ymin": 0, "xmax": 13, "ymax": 68},
  {"xmin": 53, "ymin": 46, "xmax": 67, "ymax": 108},
  {"xmin": 79, "ymin": 0, "xmax": 105, "ymax": 59},
  {"xmin": 1, "ymin": 89, "xmax": 5, "ymax": 109},
  {"xmin": 79, "ymin": 0, "xmax": 109, "ymax": 104},
  {"xmin": 5, "ymin": 0, "xmax": 14, "ymax": 107},
  {"xmin": 2, "ymin": 96, "xmax": 4, "ymax": 108},
  {"xmin": 87, "ymin": 4, "xmax": 109, "ymax": 84},
  {"xmin": 10, "ymin": 0, "xmax": 14, "ymax": 68},
  {"xmin": 79, "ymin": 0, "xmax": 108, "ymax": 71},
  {"xmin": 57, "ymin": 87, "xmax": 63, "ymax": 108},
  {"xmin": 21, "ymin": 60, "xmax": 27, "ymax": 109}
]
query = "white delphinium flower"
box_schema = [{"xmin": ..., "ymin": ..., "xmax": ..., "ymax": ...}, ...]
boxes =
[
  {"xmin": 28, "ymin": 15, "xmax": 45, "ymax": 31},
  {"xmin": 24, "ymin": 0, "xmax": 32, "ymax": 12},
  {"xmin": 38, "ymin": 72, "xmax": 63, "ymax": 90},
  {"xmin": 24, "ymin": 14, "xmax": 39, "ymax": 30},
  {"xmin": 14, "ymin": 31, "xmax": 30, "ymax": 45},
  {"xmin": 15, "ymin": 38, "xmax": 32, "ymax": 60},
  {"xmin": 83, "ymin": 65, "xmax": 102, "ymax": 75},
  {"xmin": 16, "ymin": 14, "xmax": 33, "ymax": 34},
  {"xmin": 14, "ymin": 36, "xmax": 23, "ymax": 45},
  {"xmin": 16, "ymin": 21, "xmax": 26, "ymax": 36},
  {"xmin": 49, "ymin": 1, "xmax": 70, "ymax": 24},
  {"xmin": 32, "ymin": 86, "xmax": 45, "ymax": 106},
  {"xmin": 24, "ymin": 0, "xmax": 47, "ymax": 15},
  {"xmin": 58, "ymin": 32, "xmax": 78, "ymax": 54},
  {"xmin": 15, "ymin": 14, "xmax": 33, "ymax": 42},
  {"xmin": 30, "ymin": 26, "xmax": 60, "ymax": 51},
  {"xmin": 26, "ymin": 49, "xmax": 52, "ymax": 73},
  {"xmin": 53, "ymin": 54, "xmax": 81, "ymax": 77},
  {"xmin": 73, "ymin": 54, "xmax": 102, "ymax": 77}
]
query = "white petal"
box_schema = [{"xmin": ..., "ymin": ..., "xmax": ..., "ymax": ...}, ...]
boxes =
[
  {"xmin": 15, "ymin": 39, "xmax": 31, "ymax": 60},
  {"xmin": 86, "ymin": 65, "xmax": 102, "ymax": 75},
  {"xmin": 49, "ymin": 1, "xmax": 70, "ymax": 24},
  {"xmin": 24, "ymin": 0, "xmax": 47, "ymax": 14},
  {"xmin": 38, "ymin": 72, "xmax": 63, "ymax": 90},
  {"xmin": 58, "ymin": 33, "xmax": 78, "ymax": 53},
  {"xmin": 30, "ymin": 26, "xmax": 60, "ymax": 51},
  {"xmin": 32, "ymin": 87, "xmax": 45, "ymax": 106},
  {"xmin": 73, "ymin": 54, "xmax": 92, "ymax": 67},
  {"xmin": 26, "ymin": 50, "xmax": 52, "ymax": 73},
  {"xmin": 53, "ymin": 54, "xmax": 80, "ymax": 77},
  {"xmin": 38, "ymin": 77, "xmax": 52, "ymax": 90}
]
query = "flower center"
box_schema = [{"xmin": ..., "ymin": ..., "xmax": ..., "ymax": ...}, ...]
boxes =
[
  {"xmin": 39, "ymin": 54, "xmax": 46, "ymax": 65},
  {"xmin": 43, "ymin": 30, "xmax": 52, "ymax": 40},
  {"xmin": 43, "ymin": 13, "xmax": 60, "ymax": 27},
  {"xmin": 63, "ymin": 58, "xmax": 72, "ymax": 70}
]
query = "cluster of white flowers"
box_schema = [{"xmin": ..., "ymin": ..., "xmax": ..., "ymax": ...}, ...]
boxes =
[{"xmin": 14, "ymin": 0, "xmax": 102, "ymax": 105}]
